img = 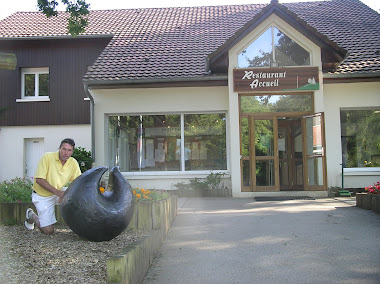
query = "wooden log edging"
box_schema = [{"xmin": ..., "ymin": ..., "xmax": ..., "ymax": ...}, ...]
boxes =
[
  {"xmin": 0, "ymin": 202, "xmax": 65, "ymax": 225},
  {"xmin": 356, "ymin": 193, "xmax": 380, "ymax": 214},
  {"xmin": 107, "ymin": 196, "xmax": 178, "ymax": 284}
]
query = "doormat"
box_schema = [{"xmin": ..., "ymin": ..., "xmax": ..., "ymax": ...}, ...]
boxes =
[{"xmin": 254, "ymin": 196, "xmax": 315, "ymax": 201}]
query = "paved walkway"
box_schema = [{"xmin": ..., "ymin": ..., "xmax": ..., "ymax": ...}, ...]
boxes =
[{"xmin": 142, "ymin": 197, "xmax": 380, "ymax": 284}]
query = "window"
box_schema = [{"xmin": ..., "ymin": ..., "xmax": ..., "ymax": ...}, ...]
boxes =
[
  {"xmin": 238, "ymin": 26, "xmax": 310, "ymax": 68},
  {"xmin": 184, "ymin": 114, "xmax": 227, "ymax": 171},
  {"xmin": 240, "ymin": 94, "xmax": 313, "ymax": 113},
  {"xmin": 340, "ymin": 109, "xmax": 380, "ymax": 168},
  {"xmin": 108, "ymin": 113, "xmax": 227, "ymax": 172},
  {"xmin": 21, "ymin": 68, "xmax": 49, "ymax": 99}
]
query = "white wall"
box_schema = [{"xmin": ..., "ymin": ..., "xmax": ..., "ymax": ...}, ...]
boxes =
[
  {"xmin": 0, "ymin": 125, "xmax": 91, "ymax": 181},
  {"xmin": 89, "ymin": 86, "xmax": 229, "ymax": 189},
  {"xmin": 324, "ymin": 81, "xmax": 380, "ymax": 189}
]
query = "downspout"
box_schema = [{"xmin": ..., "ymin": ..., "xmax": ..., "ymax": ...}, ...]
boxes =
[{"xmin": 83, "ymin": 83, "xmax": 95, "ymax": 164}]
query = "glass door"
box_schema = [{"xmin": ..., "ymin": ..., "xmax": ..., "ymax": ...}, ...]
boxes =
[
  {"xmin": 302, "ymin": 113, "xmax": 327, "ymax": 190},
  {"xmin": 278, "ymin": 118, "xmax": 304, "ymax": 191},
  {"xmin": 250, "ymin": 116, "xmax": 279, "ymax": 191}
]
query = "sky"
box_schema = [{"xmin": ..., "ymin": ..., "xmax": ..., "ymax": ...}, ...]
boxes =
[{"xmin": 0, "ymin": 0, "xmax": 379, "ymax": 20}]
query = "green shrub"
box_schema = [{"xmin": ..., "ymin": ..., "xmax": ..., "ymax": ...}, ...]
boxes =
[
  {"xmin": 0, "ymin": 177, "xmax": 33, "ymax": 202},
  {"xmin": 174, "ymin": 172, "xmax": 226, "ymax": 192},
  {"xmin": 72, "ymin": 146, "xmax": 93, "ymax": 173}
]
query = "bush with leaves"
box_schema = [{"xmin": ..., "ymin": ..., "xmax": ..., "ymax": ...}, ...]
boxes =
[
  {"xmin": 174, "ymin": 172, "xmax": 226, "ymax": 192},
  {"xmin": 72, "ymin": 146, "xmax": 93, "ymax": 173},
  {"xmin": 0, "ymin": 177, "xmax": 33, "ymax": 202}
]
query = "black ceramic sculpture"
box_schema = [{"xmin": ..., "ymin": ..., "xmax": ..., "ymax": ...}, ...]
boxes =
[{"xmin": 60, "ymin": 166, "xmax": 134, "ymax": 242}]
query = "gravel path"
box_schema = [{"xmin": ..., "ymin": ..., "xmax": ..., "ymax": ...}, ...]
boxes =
[{"xmin": 0, "ymin": 225, "xmax": 145, "ymax": 283}]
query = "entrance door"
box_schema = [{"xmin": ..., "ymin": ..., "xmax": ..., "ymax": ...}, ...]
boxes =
[
  {"xmin": 278, "ymin": 118, "xmax": 304, "ymax": 191},
  {"xmin": 240, "ymin": 113, "xmax": 326, "ymax": 192},
  {"xmin": 302, "ymin": 113, "xmax": 327, "ymax": 190},
  {"xmin": 250, "ymin": 116, "xmax": 279, "ymax": 191},
  {"xmin": 25, "ymin": 138, "xmax": 44, "ymax": 177}
]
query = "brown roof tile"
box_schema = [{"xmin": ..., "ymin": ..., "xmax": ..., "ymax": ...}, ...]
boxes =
[{"xmin": 0, "ymin": 0, "xmax": 378, "ymax": 82}]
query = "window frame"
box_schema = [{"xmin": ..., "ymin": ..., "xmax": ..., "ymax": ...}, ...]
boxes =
[
  {"xmin": 106, "ymin": 112, "xmax": 229, "ymax": 175},
  {"xmin": 18, "ymin": 67, "xmax": 50, "ymax": 102}
]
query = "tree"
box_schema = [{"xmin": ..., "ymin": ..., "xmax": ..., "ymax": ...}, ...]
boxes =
[{"xmin": 37, "ymin": 0, "xmax": 90, "ymax": 37}]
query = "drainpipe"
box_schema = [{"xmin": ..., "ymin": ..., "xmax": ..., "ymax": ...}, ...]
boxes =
[
  {"xmin": 341, "ymin": 163, "xmax": 345, "ymax": 189},
  {"xmin": 83, "ymin": 83, "xmax": 95, "ymax": 164}
]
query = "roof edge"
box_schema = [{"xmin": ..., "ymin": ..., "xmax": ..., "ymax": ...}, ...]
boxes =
[
  {"xmin": 0, "ymin": 34, "xmax": 114, "ymax": 41},
  {"xmin": 83, "ymin": 75, "xmax": 228, "ymax": 87},
  {"xmin": 323, "ymin": 72, "xmax": 380, "ymax": 79}
]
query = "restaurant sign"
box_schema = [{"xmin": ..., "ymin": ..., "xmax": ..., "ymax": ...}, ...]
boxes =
[{"xmin": 233, "ymin": 67, "xmax": 319, "ymax": 92}]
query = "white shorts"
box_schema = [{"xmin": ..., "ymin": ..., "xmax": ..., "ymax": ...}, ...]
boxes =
[{"xmin": 32, "ymin": 192, "xmax": 60, "ymax": 228}]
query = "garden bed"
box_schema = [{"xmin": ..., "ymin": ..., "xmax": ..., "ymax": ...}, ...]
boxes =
[{"xmin": 0, "ymin": 196, "xmax": 178, "ymax": 283}]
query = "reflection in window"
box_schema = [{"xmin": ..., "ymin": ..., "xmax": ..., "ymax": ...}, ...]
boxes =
[
  {"xmin": 108, "ymin": 115, "xmax": 181, "ymax": 172},
  {"xmin": 255, "ymin": 119, "xmax": 274, "ymax": 156},
  {"xmin": 240, "ymin": 94, "xmax": 312, "ymax": 113},
  {"xmin": 256, "ymin": 160, "xmax": 275, "ymax": 186},
  {"xmin": 242, "ymin": 160, "xmax": 250, "ymax": 187},
  {"xmin": 108, "ymin": 113, "xmax": 227, "ymax": 172},
  {"xmin": 307, "ymin": 157, "xmax": 323, "ymax": 186},
  {"xmin": 184, "ymin": 114, "xmax": 227, "ymax": 171},
  {"xmin": 340, "ymin": 109, "xmax": 380, "ymax": 168},
  {"xmin": 238, "ymin": 26, "xmax": 310, "ymax": 68},
  {"xmin": 241, "ymin": 117, "xmax": 249, "ymax": 157},
  {"xmin": 305, "ymin": 116, "xmax": 322, "ymax": 156},
  {"xmin": 274, "ymin": 27, "xmax": 310, "ymax": 66}
]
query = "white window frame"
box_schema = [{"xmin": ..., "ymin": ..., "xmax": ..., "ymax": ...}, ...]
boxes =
[{"xmin": 17, "ymin": 67, "xmax": 50, "ymax": 102}]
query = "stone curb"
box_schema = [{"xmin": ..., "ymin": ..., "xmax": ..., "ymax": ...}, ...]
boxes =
[{"xmin": 107, "ymin": 196, "xmax": 178, "ymax": 284}]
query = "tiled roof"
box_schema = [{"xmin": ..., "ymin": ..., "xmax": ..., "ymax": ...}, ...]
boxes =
[{"xmin": 0, "ymin": 0, "xmax": 379, "ymax": 82}]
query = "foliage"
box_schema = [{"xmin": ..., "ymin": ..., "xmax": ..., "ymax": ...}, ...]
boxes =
[
  {"xmin": 72, "ymin": 146, "xmax": 93, "ymax": 173},
  {"xmin": 173, "ymin": 172, "xmax": 226, "ymax": 192},
  {"xmin": 132, "ymin": 188, "xmax": 171, "ymax": 201},
  {"xmin": 0, "ymin": 177, "xmax": 33, "ymax": 202},
  {"xmin": 341, "ymin": 109, "xmax": 380, "ymax": 168},
  {"xmin": 37, "ymin": 0, "xmax": 90, "ymax": 36},
  {"xmin": 244, "ymin": 28, "xmax": 310, "ymax": 67},
  {"xmin": 365, "ymin": 182, "xmax": 380, "ymax": 194}
]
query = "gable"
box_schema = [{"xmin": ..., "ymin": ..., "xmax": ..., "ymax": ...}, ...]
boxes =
[{"xmin": 207, "ymin": 1, "xmax": 347, "ymax": 74}]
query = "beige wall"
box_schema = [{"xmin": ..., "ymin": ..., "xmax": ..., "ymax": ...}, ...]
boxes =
[
  {"xmin": 324, "ymin": 81, "xmax": 380, "ymax": 189},
  {"xmin": 0, "ymin": 125, "xmax": 91, "ymax": 182}
]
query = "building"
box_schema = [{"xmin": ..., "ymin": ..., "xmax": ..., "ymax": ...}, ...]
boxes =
[{"xmin": 0, "ymin": 0, "xmax": 379, "ymax": 197}]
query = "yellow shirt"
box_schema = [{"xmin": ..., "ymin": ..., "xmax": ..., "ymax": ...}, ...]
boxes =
[{"xmin": 33, "ymin": 152, "xmax": 81, "ymax": 197}]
